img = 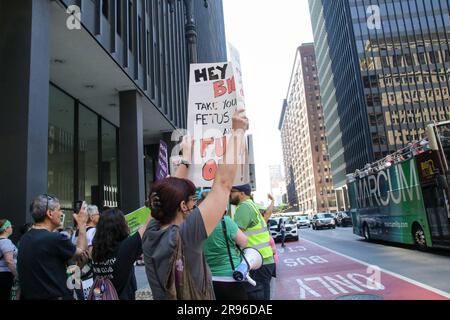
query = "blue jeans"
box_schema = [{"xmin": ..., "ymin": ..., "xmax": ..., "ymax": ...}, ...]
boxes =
[{"xmin": 245, "ymin": 263, "xmax": 276, "ymax": 300}]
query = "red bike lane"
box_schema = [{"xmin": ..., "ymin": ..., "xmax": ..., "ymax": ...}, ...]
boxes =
[{"xmin": 274, "ymin": 238, "xmax": 450, "ymax": 300}]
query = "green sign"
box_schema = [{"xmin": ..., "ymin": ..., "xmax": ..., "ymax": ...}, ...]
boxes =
[{"xmin": 125, "ymin": 207, "xmax": 151, "ymax": 235}]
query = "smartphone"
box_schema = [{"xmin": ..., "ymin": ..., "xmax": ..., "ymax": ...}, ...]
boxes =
[{"xmin": 74, "ymin": 200, "xmax": 83, "ymax": 214}]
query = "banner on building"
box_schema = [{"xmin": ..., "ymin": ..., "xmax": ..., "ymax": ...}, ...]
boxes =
[
  {"xmin": 155, "ymin": 140, "xmax": 169, "ymax": 181},
  {"xmin": 186, "ymin": 59, "xmax": 249, "ymax": 187}
]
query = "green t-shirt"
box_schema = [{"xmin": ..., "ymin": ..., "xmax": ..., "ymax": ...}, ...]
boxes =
[
  {"xmin": 233, "ymin": 199, "xmax": 275, "ymax": 265},
  {"xmin": 234, "ymin": 201, "xmax": 259, "ymax": 230},
  {"xmin": 203, "ymin": 216, "xmax": 242, "ymax": 277}
]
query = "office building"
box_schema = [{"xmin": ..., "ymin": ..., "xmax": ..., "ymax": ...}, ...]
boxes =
[{"xmin": 0, "ymin": 0, "xmax": 227, "ymax": 232}]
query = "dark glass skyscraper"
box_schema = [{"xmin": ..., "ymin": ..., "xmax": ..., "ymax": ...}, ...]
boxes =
[{"xmin": 309, "ymin": 0, "xmax": 450, "ymax": 196}]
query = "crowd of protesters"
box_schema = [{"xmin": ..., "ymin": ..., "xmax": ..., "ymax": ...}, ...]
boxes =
[{"xmin": 0, "ymin": 109, "xmax": 286, "ymax": 301}]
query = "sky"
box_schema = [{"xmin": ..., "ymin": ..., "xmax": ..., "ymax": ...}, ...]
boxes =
[{"xmin": 222, "ymin": 0, "xmax": 314, "ymax": 205}]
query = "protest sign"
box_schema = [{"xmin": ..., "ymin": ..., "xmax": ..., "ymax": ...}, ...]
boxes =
[
  {"xmin": 125, "ymin": 207, "xmax": 151, "ymax": 235},
  {"xmin": 155, "ymin": 140, "xmax": 169, "ymax": 181},
  {"xmin": 228, "ymin": 43, "xmax": 246, "ymax": 108},
  {"xmin": 186, "ymin": 61, "xmax": 249, "ymax": 187}
]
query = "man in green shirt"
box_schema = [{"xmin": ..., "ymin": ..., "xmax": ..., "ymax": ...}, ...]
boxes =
[{"xmin": 231, "ymin": 184, "xmax": 275, "ymax": 300}]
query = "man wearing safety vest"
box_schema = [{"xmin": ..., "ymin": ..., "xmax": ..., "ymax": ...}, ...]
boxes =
[{"xmin": 230, "ymin": 184, "xmax": 275, "ymax": 300}]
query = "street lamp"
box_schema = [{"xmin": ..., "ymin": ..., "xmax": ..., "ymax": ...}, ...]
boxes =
[{"xmin": 167, "ymin": 0, "xmax": 209, "ymax": 64}]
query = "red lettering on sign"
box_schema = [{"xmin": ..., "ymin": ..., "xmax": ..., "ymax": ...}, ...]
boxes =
[
  {"xmin": 201, "ymin": 138, "xmax": 214, "ymax": 158},
  {"xmin": 202, "ymin": 160, "xmax": 217, "ymax": 181},
  {"xmin": 213, "ymin": 80, "xmax": 227, "ymax": 98},
  {"xmin": 227, "ymin": 77, "xmax": 236, "ymax": 94},
  {"xmin": 215, "ymin": 136, "xmax": 227, "ymax": 157}
]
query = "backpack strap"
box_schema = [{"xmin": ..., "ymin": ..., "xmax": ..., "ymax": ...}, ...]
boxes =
[{"xmin": 221, "ymin": 218, "xmax": 235, "ymax": 271}]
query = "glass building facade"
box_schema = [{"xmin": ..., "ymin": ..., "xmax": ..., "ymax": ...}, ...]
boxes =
[
  {"xmin": 48, "ymin": 84, "xmax": 119, "ymax": 211},
  {"xmin": 309, "ymin": 0, "xmax": 450, "ymax": 190}
]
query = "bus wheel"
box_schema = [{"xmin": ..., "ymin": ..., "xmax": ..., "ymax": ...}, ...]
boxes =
[
  {"xmin": 413, "ymin": 224, "xmax": 427, "ymax": 251},
  {"xmin": 363, "ymin": 224, "xmax": 371, "ymax": 241}
]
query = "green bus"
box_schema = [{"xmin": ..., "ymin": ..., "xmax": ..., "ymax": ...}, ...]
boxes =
[{"xmin": 348, "ymin": 122, "xmax": 450, "ymax": 250}]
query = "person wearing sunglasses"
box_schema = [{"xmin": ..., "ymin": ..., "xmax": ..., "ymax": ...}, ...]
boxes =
[{"xmin": 17, "ymin": 195, "xmax": 88, "ymax": 300}]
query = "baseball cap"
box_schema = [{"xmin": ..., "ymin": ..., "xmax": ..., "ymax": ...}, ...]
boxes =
[{"xmin": 231, "ymin": 184, "xmax": 252, "ymax": 196}]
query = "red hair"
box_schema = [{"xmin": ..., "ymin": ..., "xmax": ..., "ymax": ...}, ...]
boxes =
[{"xmin": 150, "ymin": 177, "xmax": 196, "ymax": 225}]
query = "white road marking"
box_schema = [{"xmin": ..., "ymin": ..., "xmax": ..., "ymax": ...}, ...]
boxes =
[{"xmin": 299, "ymin": 238, "xmax": 450, "ymax": 299}]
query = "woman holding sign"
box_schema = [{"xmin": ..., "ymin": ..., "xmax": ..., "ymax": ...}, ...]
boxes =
[{"xmin": 142, "ymin": 109, "xmax": 249, "ymax": 300}]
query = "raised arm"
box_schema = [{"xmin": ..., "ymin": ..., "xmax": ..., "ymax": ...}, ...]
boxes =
[
  {"xmin": 199, "ymin": 109, "xmax": 249, "ymax": 236},
  {"xmin": 263, "ymin": 194, "xmax": 275, "ymax": 223},
  {"xmin": 172, "ymin": 136, "xmax": 193, "ymax": 179},
  {"xmin": 72, "ymin": 202, "xmax": 88, "ymax": 258}
]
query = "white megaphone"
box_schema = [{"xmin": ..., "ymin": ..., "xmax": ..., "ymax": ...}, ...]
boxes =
[{"xmin": 232, "ymin": 247, "xmax": 263, "ymax": 287}]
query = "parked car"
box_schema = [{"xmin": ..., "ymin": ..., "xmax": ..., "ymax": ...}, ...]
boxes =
[
  {"xmin": 335, "ymin": 211, "xmax": 353, "ymax": 227},
  {"xmin": 311, "ymin": 213, "xmax": 336, "ymax": 230},
  {"xmin": 296, "ymin": 215, "xmax": 310, "ymax": 228},
  {"xmin": 268, "ymin": 217, "xmax": 299, "ymax": 242}
]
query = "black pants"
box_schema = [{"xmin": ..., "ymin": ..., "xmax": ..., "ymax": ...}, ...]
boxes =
[
  {"xmin": 213, "ymin": 281, "xmax": 248, "ymax": 300},
  {"xmin": 245, "ymin": 263, "xmax": 276, "ymax": 300},
  {"xmin": 0, "ymin": 272, "xmax": 13, "ymax": 300},
  {"xmin": 281, "ymin": 232, "xmax": 286, "ymax": 247}
]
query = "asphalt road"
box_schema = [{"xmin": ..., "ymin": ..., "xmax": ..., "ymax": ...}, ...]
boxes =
[
  {"xmin": 294, "ymin": 226, "xmax": 450, "ymax": 295},
  {"xmin": 134, "ymin": 226, "xmax": 450, "ymax": 299}
]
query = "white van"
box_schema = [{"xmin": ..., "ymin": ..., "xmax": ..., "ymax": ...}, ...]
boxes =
[{"xmin": 268, "ymin": 216, "xmax": 299, "ymax": 242}]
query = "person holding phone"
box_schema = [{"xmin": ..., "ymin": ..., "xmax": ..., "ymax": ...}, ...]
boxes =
[{"xmin": 17, "ymin": 195, "xmax": 89, "ymax": 300}]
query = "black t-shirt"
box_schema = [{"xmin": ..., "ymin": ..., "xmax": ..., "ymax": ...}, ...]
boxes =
[
  {"xmin": 17, "ymin": 229, "xmax": 76, "ymax": 300},
  {"xmin": 92, "ymin": 232, "xmax": 143, "ymax": 300}
]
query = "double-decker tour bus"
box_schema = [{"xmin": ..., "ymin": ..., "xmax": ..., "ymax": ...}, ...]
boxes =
[{"xmin": 348, "ymin": 121, "xmax": 450, "ymax": 250}]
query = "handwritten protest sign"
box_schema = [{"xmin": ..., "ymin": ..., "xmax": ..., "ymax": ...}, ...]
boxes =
[
  {"xmin": 186, "ymin": 60, "xmax": 249, "ymax": 187},
  {"xmin": 155, "ymin": 140, "xmax": 169, "ymax": 181},
  {"xmin": 125, "ymin": 207, "xmax": 151, "ymax": 235}
]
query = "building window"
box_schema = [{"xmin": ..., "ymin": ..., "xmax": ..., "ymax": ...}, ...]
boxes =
[
  {"xmin": 48, "ymin": 86, "xmax": 75, "ymax": 209},
  {"xmin": 128, "ymin": 0, "xmax": 133, "ymax": 51},
  {"xmin": 138, "ymin": 16, "xmax": 143, "ymax": 64},
  {"xmin": 78, "ymin": 106, "xmax": 99, "ymax": 205},
  {"xmin": 102, "ymin": 0, "xmax": 109, "ymax": 20},
  {"xmin": 101, "ymin": 120, "xmax": 119, "ymax": 208},
  {"xmin": 48, "ymin": 85, "xmax": 120, "ymax": 212},
  {"xmin": 117, "ymin": 1, "xmax": 122, "ymax": 36}
]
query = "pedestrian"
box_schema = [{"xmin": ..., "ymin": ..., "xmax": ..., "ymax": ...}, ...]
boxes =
[
  {"xmin": 230, "ymin": 184, "xmax": 275, "ymax": 300},
  {"xmin": 142, "ymin": 109, "xmax": 249, "ymax": 300},
  {"xmin": 86, "ymin": 205, "xmax": 100, "ymax": 253},
  {"xmin": 279, "ymin": 220, "xmax": 286, "ymax": 248},
  {"xmin": 0, "ymin": 219, "xmax": 18, "ymax": 300},
  {"xmin": 202, "ymin": 191, "xmax": 249, "ymax": 300},
  {"xmin": 17, "ymin": 195, "xmax": 89, "ymax": 300},
  {"xmin": 91, "ymin": 208, "xmax": 150, "ymax": 300}
]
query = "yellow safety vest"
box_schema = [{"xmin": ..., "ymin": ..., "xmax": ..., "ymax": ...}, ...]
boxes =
[{"xmin": 237, "ymin": 199, "xmax": 273, "ymax": 260}]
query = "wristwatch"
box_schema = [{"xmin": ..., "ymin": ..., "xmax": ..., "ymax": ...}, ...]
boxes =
[{"xmin": 180, "ymin": 158, "xmax": 190, "ymax": 168}]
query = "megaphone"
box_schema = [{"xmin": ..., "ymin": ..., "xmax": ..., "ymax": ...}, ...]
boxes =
[{"xmin": 232, "ymin": 247, "xmax": 263, "ymax": 286}]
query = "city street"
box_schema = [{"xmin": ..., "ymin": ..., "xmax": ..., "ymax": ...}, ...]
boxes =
[
  {"xmin": 274, "ymin": 227, "xmax": 450, "ymax": 300},
  {"xmin": 135, "ymin": 226, "xmax": 450, "ymax": 300}
]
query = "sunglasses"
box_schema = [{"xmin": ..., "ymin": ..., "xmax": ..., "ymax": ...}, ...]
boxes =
[{"xmin": 43, "ymin": 194, "xmax": 56, "ymax": 213}]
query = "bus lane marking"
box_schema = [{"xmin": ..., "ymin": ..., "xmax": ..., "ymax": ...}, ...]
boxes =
[{"xmin": 274, "ymin": 239, "xmax": 450, "ymax": 300}]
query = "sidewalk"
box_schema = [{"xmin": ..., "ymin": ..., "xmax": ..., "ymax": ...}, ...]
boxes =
[{"xmin": 135, "ymin": 265, "xmax": 153, "ymax": 300}]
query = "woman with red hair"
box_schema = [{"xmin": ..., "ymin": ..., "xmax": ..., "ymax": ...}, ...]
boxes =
[{"xmin": 142, "ymin": 109, "xmax": 249, "ymax": 300}]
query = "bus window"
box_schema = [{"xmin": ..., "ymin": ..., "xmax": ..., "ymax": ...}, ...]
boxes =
[{"xmin": 435, "ymin": 123, "xmax": 450, "ymax": 171}]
